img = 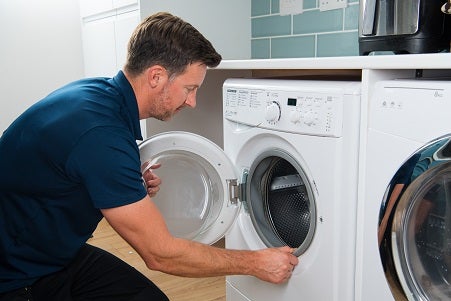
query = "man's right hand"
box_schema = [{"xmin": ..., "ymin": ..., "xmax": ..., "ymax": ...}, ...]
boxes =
[{"xmin": 252, "ymin": 246, "xmax": 299, "ymax": 284}]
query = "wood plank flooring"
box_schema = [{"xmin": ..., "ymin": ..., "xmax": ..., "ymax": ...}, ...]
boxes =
[{"xmin": 88, "ymin": 218, "xmax": 226, "ymax": 301}]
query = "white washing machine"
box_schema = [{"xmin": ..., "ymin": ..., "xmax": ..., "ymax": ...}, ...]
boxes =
[
  {"xmin": 139, "ymin": 78, "xmax": 361, "ymax": 301},
  {"xmin": 355, "ymin": 79, "xmax": 451, "ymax": 301}
]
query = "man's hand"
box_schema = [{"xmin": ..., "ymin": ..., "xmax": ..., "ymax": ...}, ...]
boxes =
[
  {"xmin": 141, "ymin": 162, "xmax": 162, "ymax": 198},
  {"xmin": 254, "ymin": 246, "xmax": 299, "ymax": 284}
]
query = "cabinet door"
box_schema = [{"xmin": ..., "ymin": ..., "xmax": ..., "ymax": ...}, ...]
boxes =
[
  {"xmin": 113, "ymin": 0, "xmax": 138, "ymax": 9},
  {"xmin": 114, "ymin": 10, "xmax": 140, "ymax": 70},
  {"xmin": 79, "ymin": 0, "xmax": 113, "ymax": 17},
  {"xmin": 81, "ymin": 16, "xmax": 117, "ymax": 77}
]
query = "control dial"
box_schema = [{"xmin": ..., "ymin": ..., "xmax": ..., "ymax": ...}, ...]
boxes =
[
  {"xmin": 289, "ymin": 110, "xmax": 301, "ymax": 124},
  {"xmin": 265, "ymin": 101, "xmax": 281, "ymax": 123},
  {"xmin": 303, "ymin": 110, "xmax": 316, "ymax": 126}
]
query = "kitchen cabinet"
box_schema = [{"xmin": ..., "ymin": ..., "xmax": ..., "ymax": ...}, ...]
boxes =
[
  {"xmin": 81, "ymin": 8, "xmax": 139, "ymax": 77},
  {"xmin": 79, "ymin": 0, "xmax": 138, "ymax": 17},
  {"xmin": 79, "ymin": 0, "xmax": 113, "ymax": 17},
  {"xmin": 113, "ymin": 0, "xmax": 138, "ymax": 9},
  {"xmin": 114, "ymin": 11, "xmax": 139, "ymax": 70},
  {"xmin": 139, "ymin": 0, "xmax": 251, "ymax": 60},
  {"xmin": 81, "ymin": 16, "xmax": 116, "ymax": 77}
]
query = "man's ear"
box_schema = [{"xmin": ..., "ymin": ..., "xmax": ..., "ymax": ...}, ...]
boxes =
[{"xmin": 147, "ymin": 65, "xmax": 167, "ymax": 88}]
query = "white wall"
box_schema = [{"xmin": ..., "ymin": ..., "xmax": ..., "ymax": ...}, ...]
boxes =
[{"xmin": 0, "ymin": 0, "xmax": 84, "ymax": 133}]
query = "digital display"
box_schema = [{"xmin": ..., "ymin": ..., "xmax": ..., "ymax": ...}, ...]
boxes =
[{"xmin": 287, "ymin": 98, "xmax": 297, "ymax": 106}]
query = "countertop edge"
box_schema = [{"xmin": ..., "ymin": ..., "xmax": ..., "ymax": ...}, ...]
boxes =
[{"xmin": 214, "ymin": 53, "xmax": 451, "ymax": 70}]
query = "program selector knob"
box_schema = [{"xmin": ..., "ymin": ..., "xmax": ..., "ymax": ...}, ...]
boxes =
[
  {"xmin": 303, "ymin": 110, "xmax": 315, "ymax": 126},
  {"xmin": 265, "ymin": 101, "xmax": 281, "ymax": 123},
  {"xmin": 289, "ymin": 110, "xmax": 301, "ymax": 124}
]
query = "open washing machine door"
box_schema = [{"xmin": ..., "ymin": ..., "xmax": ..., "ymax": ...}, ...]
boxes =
[
  {"xmin": 138, "ymin": 131, "xmax": 241, "ymax": 245},
  {"xmin": 379, "ymin": 135, "xmax": 451, "ymax": 301}
]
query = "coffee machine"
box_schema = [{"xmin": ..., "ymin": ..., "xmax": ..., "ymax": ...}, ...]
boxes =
[{"xmin": 359, "ymin": 0, "xmax": 451, "ymax": 55}]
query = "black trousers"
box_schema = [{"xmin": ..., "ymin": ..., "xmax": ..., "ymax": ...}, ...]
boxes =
[{"xmin": 0, "ymin": 244, "xmax": 169, "ymax": 301}]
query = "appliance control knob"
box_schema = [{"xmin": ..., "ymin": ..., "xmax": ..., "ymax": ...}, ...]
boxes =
[
  {"xmin": 289, "ymin": 110, "xmax": 301, "ymax": 124},
  {"xmin": 303, "ymin": 110, "xmax": 315, "ymax": 126},
  {"xmin": 265, "ymin": 102, "xmax": 281, "ymax": 123}
]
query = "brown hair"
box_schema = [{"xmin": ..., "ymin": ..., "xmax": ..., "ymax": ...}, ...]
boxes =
[{"xmin": 124, "ymin": 12, "xmax": 222, "ymax": 77}]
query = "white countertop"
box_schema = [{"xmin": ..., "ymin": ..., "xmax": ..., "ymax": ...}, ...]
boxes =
[{"xmin": 217, "ymin": 53, "xmax": 451, "ymax": 70}]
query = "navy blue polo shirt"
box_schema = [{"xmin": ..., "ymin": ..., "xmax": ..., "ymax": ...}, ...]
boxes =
[{"xmin": 0, "ymin": 71, "xmax": 147, "ymax": 293}]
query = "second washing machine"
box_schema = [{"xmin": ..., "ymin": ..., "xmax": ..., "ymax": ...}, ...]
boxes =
[{"xmin": 356, "ymin": 79, "xmax": 451, "ymax": 301}]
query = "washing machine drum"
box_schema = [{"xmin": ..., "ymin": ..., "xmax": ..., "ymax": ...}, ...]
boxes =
[
  {"xmin": 379, "ymin": 136, "xmax": 451, "ymax": 301},
  {"xmin": 246, "ymin": 150, "xmax": 316, "ymax": 256}
]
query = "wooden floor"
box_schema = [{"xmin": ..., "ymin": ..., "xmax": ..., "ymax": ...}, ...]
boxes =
[{"xmin": 88, "ymin": 218, "xmax": 226, "ymax": 301}]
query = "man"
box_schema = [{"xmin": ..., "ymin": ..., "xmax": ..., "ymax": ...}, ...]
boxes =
[{"xmin": 0, "ymin": 12, "xmax": 298, "ymax": 300}]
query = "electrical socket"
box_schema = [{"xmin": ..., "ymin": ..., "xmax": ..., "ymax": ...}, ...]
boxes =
[
  {"xmin": 280, "ymin": 0, "xmax": 303, "ymax": 15},
  {"xmin": 319, "ymin": 0, "xmax": 347, "ymax": 11}
]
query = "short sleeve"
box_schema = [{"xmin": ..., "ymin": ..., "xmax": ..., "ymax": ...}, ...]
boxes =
[{"xmin": 66, "ymin": 126, "xmax": 147, "ymax": 209}]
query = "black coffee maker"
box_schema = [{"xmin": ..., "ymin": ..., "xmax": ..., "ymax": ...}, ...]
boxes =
[{"xmin": 359, "ymin": 0, "xmax": 451, "ymax": 55}]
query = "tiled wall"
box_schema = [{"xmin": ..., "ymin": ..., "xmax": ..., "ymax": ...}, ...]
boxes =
[{"xmin": 251, "ymin": 0, "xmax": 360, "ymax": 58}]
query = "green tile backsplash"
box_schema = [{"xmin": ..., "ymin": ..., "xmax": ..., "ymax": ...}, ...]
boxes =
[
  {"xmin": 293, "ymin": 9, "xmax": 343, "ymax": 34},
  {"xmin": 252, "ymin": 0, "xmax": 360, "ymax": 58},
  {"xmin": 272, "ymin": 36, "xmax": 316, "ymax": 58},
  {"xmin": 252, "ymin": 15, "xmax": 292, "ymax": 37},
  {"xmin": 317, "ymin": 31, "xmax": 359, "ymax": 57},
  {"xmin": 252, "ymin": 0, "xmax": 271, "ymax": 16},
  {"xmin": 252, "ymin": 39, "xmax": 271, "ymax": 59}
]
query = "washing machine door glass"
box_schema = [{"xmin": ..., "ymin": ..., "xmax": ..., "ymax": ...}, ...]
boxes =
[
  {"xmin": 246, "ymin": 149, "xmax": 316, "ymax": 257},
  {"xmin": 379, "ymin": 136, "xmax": 451, "ymax": 301},
  {"xmin": 138, "ymin": 131, "xmax": 241, "ymax": 245}
]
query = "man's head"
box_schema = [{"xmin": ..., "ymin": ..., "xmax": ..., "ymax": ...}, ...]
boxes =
[
  {"xmin": 124, "ymin": 12, "xmax": 222, "ymax": 121},
  {"xmin": 124, "ymin": 12, "xmax": 222, "ymax": 79}
]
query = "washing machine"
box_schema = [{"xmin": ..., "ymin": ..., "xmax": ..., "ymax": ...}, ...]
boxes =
[
  {"xmin": 139, "ymin": 78, "xmax": 361, "ymax": 300},
  {"xmin": 355, "ymin": 79, "xmax": 451, "ymax": 301}
]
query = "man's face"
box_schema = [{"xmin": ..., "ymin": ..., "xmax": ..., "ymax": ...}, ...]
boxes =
[{"xmin": 150, "ymin": 62, "xmax": 207, "ymax": 121}]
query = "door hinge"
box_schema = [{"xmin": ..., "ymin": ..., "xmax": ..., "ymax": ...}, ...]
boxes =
[{"xmin": 227, "ymin": 179, "xmax": 240, "ymax": 205}]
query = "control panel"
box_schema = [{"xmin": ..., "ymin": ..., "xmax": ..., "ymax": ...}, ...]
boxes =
[
  {"xmin": 370, "ymin": 79, "xmax": 451, "ymax": 142},
  {"xmin": 223, "ymin": 79, "xmax": 360, "ymax": 137}
]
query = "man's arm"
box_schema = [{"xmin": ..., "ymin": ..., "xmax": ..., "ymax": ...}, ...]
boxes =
[{"xmin": 101, "ymin": 196, "xmax": 298, "ymax": 284}]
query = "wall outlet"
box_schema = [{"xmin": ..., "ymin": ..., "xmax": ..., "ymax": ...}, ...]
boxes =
[
  {"xmin": 320, "ymin": 0, "xmax": 347, "ymax": 11},
  {"xmin": 280, "ymin": 0, "xmax": 303, "ymax": 15}
]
